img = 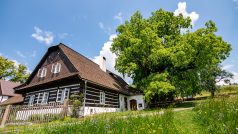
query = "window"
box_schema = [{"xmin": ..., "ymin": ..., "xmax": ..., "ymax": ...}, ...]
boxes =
[
  {"xmin": 100, "ymin": 92, "xmax": 105, "ymax": 104},
  {"xmin": 56, "ymin": 88, "xmax": 70, "ymax": 102},
  {"xmin": 51, "ymin": 63, "xmax": 61, "ymax": 74},
  {"xmin": 28, "ymin": 95, "xmax": 35, "ymax": 106},
  {"xmin": 37, "ymin": 67, "xmax": 47, "ymax": 77},
  {"xmin": 37, "ymin": 92, "xmax": 49, "ymax": 104},
  {"xmin": 42, "ymin": 92, "xmax": 49, "ymax": 104}
]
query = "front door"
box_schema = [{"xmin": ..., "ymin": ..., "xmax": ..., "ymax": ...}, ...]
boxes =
[{"xmin": 130, "ymin": 99, "xmax": 137, "ymax": 110}]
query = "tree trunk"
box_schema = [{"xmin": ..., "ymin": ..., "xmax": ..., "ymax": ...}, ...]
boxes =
[{"xmin": 211, "ymin": 90, "xmax": 215, "ymax": 98}]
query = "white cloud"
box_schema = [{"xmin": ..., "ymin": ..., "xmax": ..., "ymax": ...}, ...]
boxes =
[
  {"xmin": 233, "ymin": 0, "xmax": 238, "ymax": 8},
  {"xmin": 98, "ymin": 22, "xmax": 104, "ymax": 29},
  {"xmin": 32, "ymin": 26, "xmax": 54, "ymax": 45},
  {"xmin": 114, "ymin": 12, "xmax": 123, "ymax": 24},
  {"xmin": 17, "ymin": 50, "xmax": 37, "ymax": 58},
  {"xmin": 17, "ymin": 51, "xmax": 26, "ymax": 58},
  {"xmin": 174, "ymin": 2, "xmax": 199, "ymax": 26},
  {"xmin": 58, "ymin": 33, "xmax": 70, "ymax": 39},
  {"xmin": 98, "ymin": 22, "xmax": 113, "ymax": 35},
  {"xmin": 92, "ymin": 34, "xmax": 132, "ymax": 84},
  {"xmin": 222, "ymin": 64, "xmax": 234, "ymax": 70},
  {"xmin": 30, "ymin": 51, "xmax": 36, "ymax": 57}
]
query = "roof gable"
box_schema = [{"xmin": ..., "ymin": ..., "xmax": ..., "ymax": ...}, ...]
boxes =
[
  {"xmin": 0, "ymin": 80, "xmax": 20, "ymax": 96},
  {"xmin": 16, "ymin": 43, "xmax": 140, "ymax": 95},
  {"xmin": 23, "ymin": 45, "xmax": 78, "ymax": 87}
]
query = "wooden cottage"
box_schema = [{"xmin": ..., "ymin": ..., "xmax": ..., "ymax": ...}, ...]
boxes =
[
  {"xmin": 14, "ymin": 43, "xmax": 144, "ymax": 116},
  {"xmin": 0, "ymin": 80, "xmax": 21, "ymax": 103}
]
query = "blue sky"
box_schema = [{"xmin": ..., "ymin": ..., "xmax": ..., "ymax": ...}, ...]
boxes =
[{"xmin": 0, "ymin": 0, "xmax": 238, "ymax": 83}]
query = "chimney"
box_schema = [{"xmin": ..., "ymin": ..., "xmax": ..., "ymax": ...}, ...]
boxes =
[{"xmin": 100, "ymin": 56, "xmax": 106, "ymax": 72}]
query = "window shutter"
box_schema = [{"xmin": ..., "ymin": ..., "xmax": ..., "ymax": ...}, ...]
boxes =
[
  {"xmin": 51, "ymin": 64, "xmax": 55, "ymax": 73},
  {"xmin": 56, "ymin": 89, "xmax": 63, "ymax": 102},
  {"xmin": 37, "ymin": 69, "xmax": 42, "ymax": 77},
  {"xmin": 43, "ymin": 68, "xmax": 47, "ymax": 77},
  {"xmin": 57, "ymin": 63, "xmax": 61, "ymax": 73}
]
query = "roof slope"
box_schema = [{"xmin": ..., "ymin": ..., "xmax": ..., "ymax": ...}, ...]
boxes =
[
  {"xmin": 59, "ymin": 44, "xmax": 140, "ymax": 95},
  {"xmin": 0, "ymin": 95, "xmax": 23, "ymax": 105},
  {"xmin": 0, "ymin": 80, "xmax": 20, "ymax": 96}
]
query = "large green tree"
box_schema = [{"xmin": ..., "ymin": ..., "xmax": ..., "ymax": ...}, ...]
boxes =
[
  {"xmin": 111, "ymin": 9, "xmax": 231, "ymax": 102},
  {"xmin": 0, "ymin": 56, "xmax": 29, "ymax": 83}
]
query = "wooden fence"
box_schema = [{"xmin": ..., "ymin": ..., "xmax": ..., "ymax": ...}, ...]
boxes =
[{"xmin": 0, "ymin": 100, "xmax": 72, "ymax": 127}]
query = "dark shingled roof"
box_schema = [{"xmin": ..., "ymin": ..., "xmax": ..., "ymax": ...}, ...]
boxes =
[
  {"xmin": 0, "ymin": 80, "xmax": 20, "ymax": 97},
  {"xmin": 16, "ymin": 44, "xmax": 142, "ymax": 95}
]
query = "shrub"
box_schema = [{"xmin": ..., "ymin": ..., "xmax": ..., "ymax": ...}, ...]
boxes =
[
  {"xmin": 69, "ymin": 93, "xmax": 83, "ymax": 118},
  {"xmin": 193, "ymin": 96, "xmax": 238, "ymax": 134}
]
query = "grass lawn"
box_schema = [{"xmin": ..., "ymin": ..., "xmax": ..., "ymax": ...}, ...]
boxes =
[
  {"xmin": 0, "ymin": 109, "xmax": 199, "ymax": 134},
  {"xmin": 1, "ymin": 87, "xmax": 238, "ymax": 134}
]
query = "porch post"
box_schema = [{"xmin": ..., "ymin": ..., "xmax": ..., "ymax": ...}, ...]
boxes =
[
  {"xmin": 0, "ymin": 105, "xmax": 11, "ymax": 128},
  {"xmin": 83, "ymin": 80, "xmax": 87, "ymax": 116},
  {"xmin": 62, "ymin": 99, "xmax": 69, "ymax": 117}
]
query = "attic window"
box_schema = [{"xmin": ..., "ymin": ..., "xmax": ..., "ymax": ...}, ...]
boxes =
[
  {"xmin": 37, "ymin": 67, "xmax": 47, "ymax": 78},
  {"xmin": 51, "ymin": 63, "xmax": 61, "ymax": 74}
]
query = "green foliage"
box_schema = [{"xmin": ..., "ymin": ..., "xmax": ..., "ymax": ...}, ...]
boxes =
[
  {"xmin": 69, "ymin": 93, "xmax": 83, "ymax": 118},
  {"xmin": 111, "ymin": 9, "xmax": 231, "ymax": 101},
  {"xmin": 193, "ymin": 97, "xmax": 238, "ymax": 134},
  {"xmin": 0, "ymin": 56, "xmax": 29, "ymax": 83},
  {"xmin": 28, "ymin": 113, "xmax": 61, "ymax": 122}
]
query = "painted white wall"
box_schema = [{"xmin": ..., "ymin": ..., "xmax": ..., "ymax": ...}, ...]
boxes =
[
  {"xmin": 119, "ymin": 94, "xmax": 127, "ymax": 111},
  {"xmin": 83, "ymin": 107, "xmax": 120, "ymax": 116},
  {"xmin": 127, "ymin": 95, "xmax": 145, "ymax": 110},
  {"xmin": 0, "ymin": 96, "xmax": 9, "ymax": 103}
]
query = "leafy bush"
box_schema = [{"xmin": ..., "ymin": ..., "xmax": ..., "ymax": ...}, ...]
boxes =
[
  {"xmin": 69, "ymin": 93, "xmax": 83, "ymax": 118},
  {"xmin": 193, "ymin": 97, "xmax": 238, "ymax": 134},
  {"xmin": 28, "ymin": 113, "xmax": 61, "ymax": 122}
]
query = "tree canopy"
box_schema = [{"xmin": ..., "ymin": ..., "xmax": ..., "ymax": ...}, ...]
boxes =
[
  {"xmin": 111, "ymin": 9, "xmax": 231, "ymax": 102},
  {"xmin": 0, "ymin": 56, "xmax": 30, "ymax": 83}
]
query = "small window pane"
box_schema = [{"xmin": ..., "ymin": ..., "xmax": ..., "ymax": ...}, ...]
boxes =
[
  {"xmin": 29, "ymin": 95, "xmax": 35, "ymax": 106},
  {"xmin": 42, "ymin": 92, "xmax": 49, "ymax": 104}
]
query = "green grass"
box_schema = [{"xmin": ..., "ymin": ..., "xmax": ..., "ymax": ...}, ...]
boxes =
[
  {"xmin": 193, "ymin": 96, "xmax": 238, "ymax": 134},
  {"xmin": 1, "ymin": 87, "xmax": 238, "ymax": 134}
]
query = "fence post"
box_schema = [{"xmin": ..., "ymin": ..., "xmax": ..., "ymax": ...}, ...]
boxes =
[
  {"xmin": 0, "ymin": 105, "xmax": 11, "ymax": 128},
  {"xmin": 62, "ymin": 99, "xmax": 69, "ymax": 117}
]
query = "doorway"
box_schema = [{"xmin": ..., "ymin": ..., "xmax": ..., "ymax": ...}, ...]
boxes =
[{"xmin": 130, "ymin": 99, "xmax": 137, "ymax": 110}]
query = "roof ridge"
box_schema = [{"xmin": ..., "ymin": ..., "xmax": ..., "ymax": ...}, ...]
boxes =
[{"xmin": 58, "ymin": 43, "xmax": 100, "ymax": 68}]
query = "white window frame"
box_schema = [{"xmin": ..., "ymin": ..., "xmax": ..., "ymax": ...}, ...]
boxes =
[
  {"xmin": 100, "ymin": 92, "xmax": 105, "ymax": 104},
  {"xmin": 51, "ymin": 63, "xmax": 61, "ymax": 74},
  {"xmin": 36, "ymin": 92, "xmax": 49, "ymax": 104},
  {"xmin": 56, "ymin": 88, "xmax": 70, "ymax": 103},
  {"xmin": 37, "ymin": 93, "xmax": 44, "ymax": 104},
  {"xmin": 28, "ymin": 95, "xmax": 35, "ymax": 106},
  {"xmin": 41, "ymin": 92, "xmax": 49, "ymax": 104},
  {"xmin": 37, "ymin": 67, "xmax": 47, "ymax": 78}
]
